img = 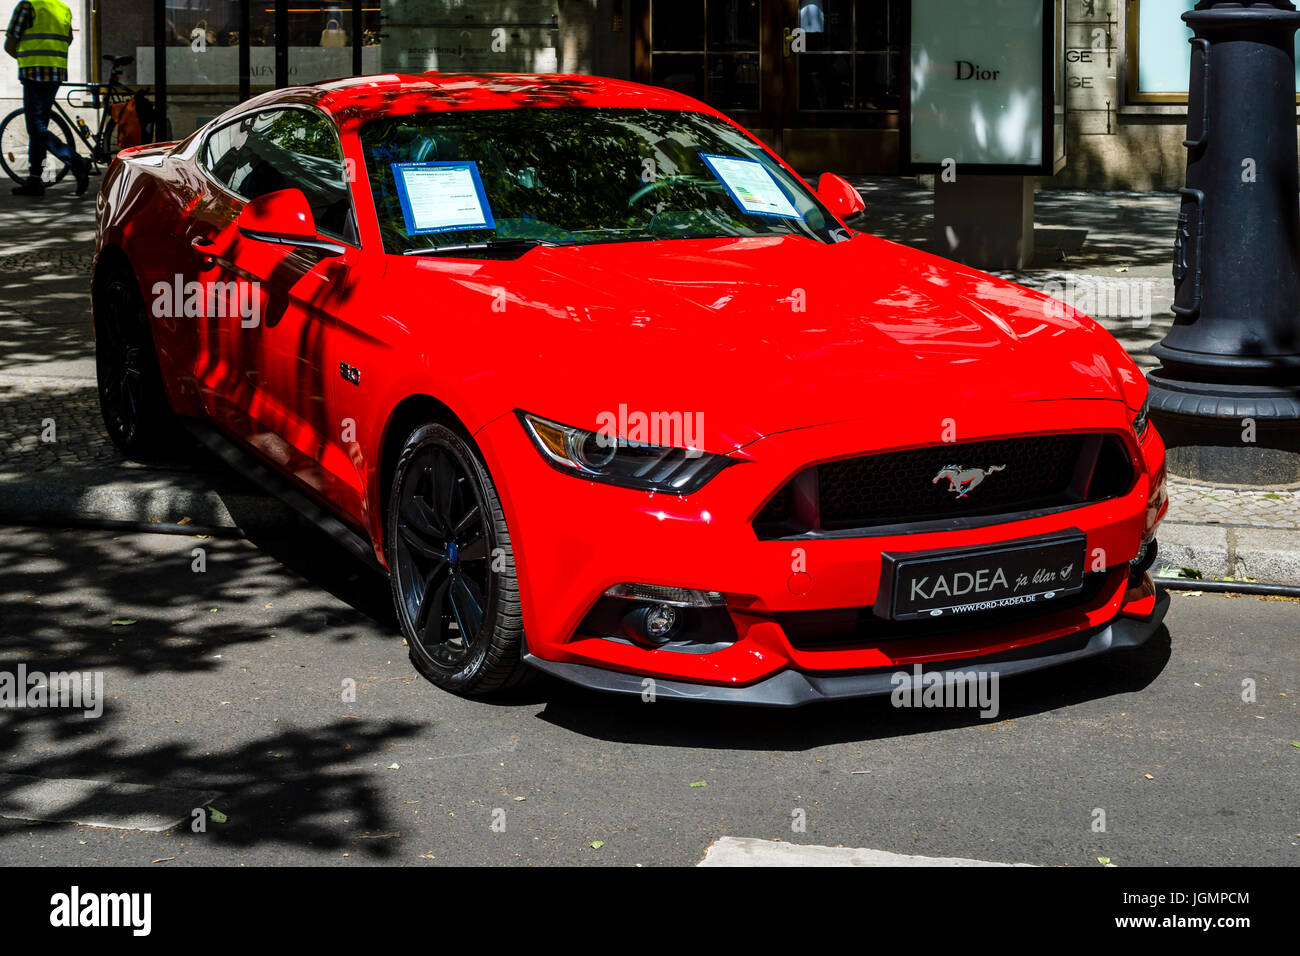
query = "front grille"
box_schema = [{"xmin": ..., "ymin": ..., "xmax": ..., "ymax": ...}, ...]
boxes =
[
  {"xmin": 776, "ymin": 570, "xmax": 1115, "ymax": 650},
  {"xmin": 754, "ymin": 433, "xmax": 1134, "ymax": 538}
]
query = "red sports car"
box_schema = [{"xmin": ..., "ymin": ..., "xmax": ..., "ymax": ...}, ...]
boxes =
[{"xmin": 93, "ymin": 72, "xmax": 1169, "ymax": 706}]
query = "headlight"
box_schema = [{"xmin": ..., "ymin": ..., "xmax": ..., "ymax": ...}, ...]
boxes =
[
  {"xmin": 518, "ymin": 411, "xmax": 731, "ymax": 493},
  {"xmin": 1132, "ymin": 395, "xmax": 1151, "ymax": 439}
]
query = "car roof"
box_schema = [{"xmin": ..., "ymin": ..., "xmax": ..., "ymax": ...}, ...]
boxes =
[{"xmin": 302, "ymin": 72, "xmax": 724, "ymax": 127}]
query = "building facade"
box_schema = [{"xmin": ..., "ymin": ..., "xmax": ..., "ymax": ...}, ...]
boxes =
[{"xmin": 0, "ymin": 0, "xmax": 1289, "ymax": 190}]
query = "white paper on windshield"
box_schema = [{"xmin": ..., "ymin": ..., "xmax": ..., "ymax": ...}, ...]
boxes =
[
  {"xmin": 699, "ymin": 153, "xmax": 802, "ymax": 220},
  {"xmin": 391, "ymin": 160, "xmax": 496, "ymax": 235}
]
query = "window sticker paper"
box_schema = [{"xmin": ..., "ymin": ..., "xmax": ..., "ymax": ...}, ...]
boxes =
[
  {"xmin": 698, "ymin": 153, "xmax": 803, "ymax": 220},
  {"xmin": 391, "ymin": 160, "xmax": 496, "ymax": 235}
]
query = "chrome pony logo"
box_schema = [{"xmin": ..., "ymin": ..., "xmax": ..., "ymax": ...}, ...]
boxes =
[{"xmin": 933, "ymin": 464, "xmax": 1006, "ymax": 499}]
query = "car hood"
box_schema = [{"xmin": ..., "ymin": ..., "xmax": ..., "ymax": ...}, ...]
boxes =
[{"xmin": 398, "ymin": 233, "xmax": 1143, "ymax": 453}]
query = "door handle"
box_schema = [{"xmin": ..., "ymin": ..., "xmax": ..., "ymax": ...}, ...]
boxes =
[{"xmin": 190, "ymin": 235, "xmax": 216, "ymax": 270}]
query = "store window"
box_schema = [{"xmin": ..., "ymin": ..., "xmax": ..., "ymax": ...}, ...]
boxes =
[
  {"xmin": 378, "ymin": 1, "xmax": 559, "ymax": 74},
  {"xmin": 1126, "ymin": 0, "xmax": 1300, "ymax": 104},
  {"xmin": 121, "ymin": 0, "xmax": 386, "ymax": 134},
  {"xmin": 280, "ymin": 1, "xmax": 388, "ymax": 88},
  {"xmin": 649, "ymin": 0, "xmax": 760, "ymax": 111},
  {"xmin": 126, "ymin": 0, "xmax": 242, "ymax": 132}
]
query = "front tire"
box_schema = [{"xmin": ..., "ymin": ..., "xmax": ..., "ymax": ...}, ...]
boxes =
[
  {"xmin": 93, "ymin": 264, "xmax": 177, "ymax": 458},
  {"xmin": 387, "ymin": 422, "xmax": 531, "ymax": 696}
]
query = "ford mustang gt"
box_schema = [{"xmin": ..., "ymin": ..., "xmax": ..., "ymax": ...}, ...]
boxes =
[{"xmin": 92, "ymin": 72, "xmax": 1169, "ymax": 706}]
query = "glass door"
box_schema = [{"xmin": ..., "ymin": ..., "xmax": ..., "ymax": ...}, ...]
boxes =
[
  {"xmin": 644, "ymin": 0, "xmax": 770, "ymax": 140},
  {"xmin": 783, "ymin": 0, "xmax": 903, "ymax": 123},
  {"xmin": 776, "ymin": 0, "xmax": 905, "ymax": 171}
]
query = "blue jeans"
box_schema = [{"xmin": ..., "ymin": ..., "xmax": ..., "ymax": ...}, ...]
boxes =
[{"xmin": 22, "ymin": 79, "xmax": 76, "ymax": 179}]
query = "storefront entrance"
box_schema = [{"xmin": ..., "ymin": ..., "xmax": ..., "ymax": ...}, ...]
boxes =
[{"xmin": 95, "ymin": 0, "xmax": 903, "ymax": 173}]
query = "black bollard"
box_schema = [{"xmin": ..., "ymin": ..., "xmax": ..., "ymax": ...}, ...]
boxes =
[{"xmin": 1147, "ymin": 0, "xmax": 1300, "ymax": 484}]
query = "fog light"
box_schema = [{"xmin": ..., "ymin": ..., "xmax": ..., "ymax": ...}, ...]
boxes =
[
  {"xmin": 645, "ymin": 604, "xmax": 677, "ymax": 638},
  {"xmin": 578, "ymin": 595, "xmax": 738, "ymax": 650},
  {"xmin": 619, "ymin": 603, "xmax": 679, "ymax": 646}
]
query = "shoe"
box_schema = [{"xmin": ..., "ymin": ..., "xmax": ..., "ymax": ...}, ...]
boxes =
[
  {"xmin": 11, "ymin": 178, "xmax": 44, "ymax": 197},
  {"xmin": 73, "ymin": 158, "xmax": 90, "ymax": 197}
]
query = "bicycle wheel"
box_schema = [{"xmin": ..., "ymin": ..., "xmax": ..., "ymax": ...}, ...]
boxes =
[{"xmin": 0, "ymin": 108, "xmax": 75, "ymax": 185}]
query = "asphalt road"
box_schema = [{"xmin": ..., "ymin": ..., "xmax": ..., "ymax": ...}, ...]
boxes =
[{"xmin": 0, "ymin": 522, "xmax": 1295, "ymax": 867}]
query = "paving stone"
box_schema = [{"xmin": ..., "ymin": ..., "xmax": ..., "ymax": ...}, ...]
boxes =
[
  {"xmin": 0, "ymin": 374, "xmax": 122, "ymax": 477},
  {"xmin": 1166, "ymin": 479, "xmax": 1300, "ymax": 531}
]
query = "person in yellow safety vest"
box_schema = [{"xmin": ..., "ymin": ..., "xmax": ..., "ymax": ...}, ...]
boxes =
[{"xmin": 4, "ymin": 0, "xmax": 89, "ymax": 196}]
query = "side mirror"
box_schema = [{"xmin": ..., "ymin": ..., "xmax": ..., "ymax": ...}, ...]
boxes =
[
  {"xmin": 816, "ymin": 172, "xmax": 866, "ymax": 221},
  {"xmin": 237, "ymin": 188, "xmax": 344, "ymax": 256}
]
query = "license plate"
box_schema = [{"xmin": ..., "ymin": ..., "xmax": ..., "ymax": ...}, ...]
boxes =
[{"xmin": 876, "ymin": 532, "xmax": 1087, "ymax": 621}]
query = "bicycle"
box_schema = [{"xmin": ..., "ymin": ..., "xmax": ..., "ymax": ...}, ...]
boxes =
[{"xmin": 0, "ymin": 53, "xmax": 163, "ymax": 187}]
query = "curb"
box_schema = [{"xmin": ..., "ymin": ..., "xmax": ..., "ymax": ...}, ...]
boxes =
[
  {"xmin": 1154, "ymin": 522, "xmax": 1300, "ymax": 588},
  {"xmin": 0, "ymin": 468, "xmax": 293, "ymax": 536}
]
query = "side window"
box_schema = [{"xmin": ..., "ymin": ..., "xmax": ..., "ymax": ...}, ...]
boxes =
[
  {"xmin": 201, "ymin": 108, "xmax": 357, "ymax": 245},
  {"xmin": 202, "ymin": 121, "xmax": 250, "ymax": 186}
]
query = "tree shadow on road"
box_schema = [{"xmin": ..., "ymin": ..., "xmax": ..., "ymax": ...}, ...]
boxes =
[
  {"xmin": 0, "ymin": 517, "xmax": 416, "ymax": 855},
  {"xmin": 0, "ymin": 713, "xmax": 423, "ymax": 857}
]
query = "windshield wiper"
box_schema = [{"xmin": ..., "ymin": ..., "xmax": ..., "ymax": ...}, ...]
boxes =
[{"xmin": 403, "ymin": 237, "xmax": 557, "ymax": 256}]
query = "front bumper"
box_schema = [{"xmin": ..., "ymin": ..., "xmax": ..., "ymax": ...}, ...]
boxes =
[
  {"xmin": 523, "ymin": 587, "xmax": 1169, "ymax": 706},
  {"xmin": 474, "ymin": 400, "xmax": 1169, "ymax": 698}
]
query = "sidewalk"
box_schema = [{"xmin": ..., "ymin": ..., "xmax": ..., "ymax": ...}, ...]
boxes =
[
  {"xmin": 0, "ymin": 185, "xmax": 292, "ymax": 533},
  {"xmin": 2, "ymin": 178, "xmax": 1298, "ymax": 582}
]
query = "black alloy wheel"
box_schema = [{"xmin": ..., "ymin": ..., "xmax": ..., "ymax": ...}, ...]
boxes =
[{"xmin": 387, "ymin": 422, "xmax": 530, "ymax": 694}]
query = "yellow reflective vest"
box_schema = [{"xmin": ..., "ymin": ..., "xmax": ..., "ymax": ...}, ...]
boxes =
[{"xmin": 16, "ymin": 0, "xmax": 72, "ymax": 72}]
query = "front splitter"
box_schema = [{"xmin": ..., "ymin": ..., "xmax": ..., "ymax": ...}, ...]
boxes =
[{"xmin": 523, "ymin": 588, "xmax": 1170, "ymax": 708}]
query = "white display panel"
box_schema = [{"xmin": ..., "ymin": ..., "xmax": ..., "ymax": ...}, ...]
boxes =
[{"xmin": 906, "ymin": 0, "xmax": 1060, "ymax": 173}]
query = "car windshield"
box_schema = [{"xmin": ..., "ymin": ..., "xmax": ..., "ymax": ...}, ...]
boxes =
[{"xmin": 359, "ymin": 107, "xmax": 841, "ymax": 255}]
